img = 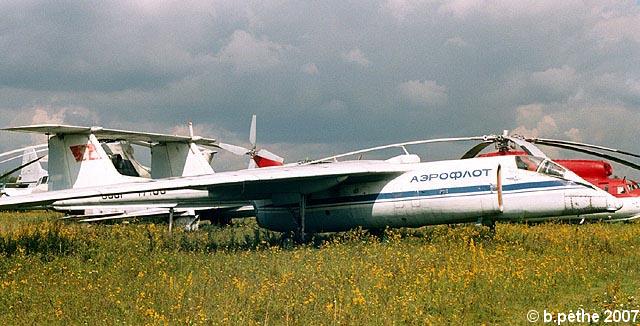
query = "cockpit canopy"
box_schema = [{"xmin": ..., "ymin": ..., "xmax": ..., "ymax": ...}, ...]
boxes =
[{"xmin": 515, "ymin": 156, "xmax": 567, "ymax": 178}]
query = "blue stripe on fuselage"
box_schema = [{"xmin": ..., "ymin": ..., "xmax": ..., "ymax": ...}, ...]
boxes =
[{"xmin": 299, "ymin": 180, "xmax": 576, "ymax": 208}]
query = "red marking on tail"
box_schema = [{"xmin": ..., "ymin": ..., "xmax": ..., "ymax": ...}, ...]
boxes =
[
  {"xmin": 69, "ymin": 144, "xmax": 100, "ymax": 162},
  {"xmin": 254, "ymin": 155, "xmax": 284, "ymax": 168}
]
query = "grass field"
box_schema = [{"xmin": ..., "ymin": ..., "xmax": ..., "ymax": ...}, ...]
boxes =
[{"xmin": 1, "ymin": 211, "xmax": 639, "ymax": 325}]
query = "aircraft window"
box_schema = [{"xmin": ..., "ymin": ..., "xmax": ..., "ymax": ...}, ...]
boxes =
[
  {"xmin": 515, "ymin": 156, "xmax": 544, "ymax": 172},
  {"xmin": 538, "ymin": 160, "xmax": 566, "ymax": 178},
  {"xmin": 618, "ymin": 186, "xmax": 626, "ymax": 194},
  {"xmin": 40, "ymin": 176, "xmax": 48, "ymax": 184}
]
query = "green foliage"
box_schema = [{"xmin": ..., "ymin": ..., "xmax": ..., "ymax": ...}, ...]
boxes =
[{"xmin": 0, "ymin": 212, "xmax": 639, "ymax": 324}]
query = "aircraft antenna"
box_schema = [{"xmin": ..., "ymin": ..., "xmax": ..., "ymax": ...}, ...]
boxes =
[{"xmin": 188, "ymin": 121, "xmax": 194, "ymax": 139}]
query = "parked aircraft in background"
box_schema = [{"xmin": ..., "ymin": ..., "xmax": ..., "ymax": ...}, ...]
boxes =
[
  {"xmin": 0, "ymin": 124, "xmax": 253, "ymax": 228},
  {"xmin": 0, "ymin": 133, "xmax": 622, "ymax": 240},
  {"xmin": 0, "ymin": 147, "xmax": 48, "ymax": 197}
]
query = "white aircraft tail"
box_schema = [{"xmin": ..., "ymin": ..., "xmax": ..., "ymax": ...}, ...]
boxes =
[
  {"xmin": 48, "ymin": 133, "xmax": 137, "ymax": 191},
  {"xmin": 151, "ymin": 142, "xmax": 214, "ymax": 178},
  {"xmin": 16, "ymin": 147, "xmax": 48, "ymax": 187}
]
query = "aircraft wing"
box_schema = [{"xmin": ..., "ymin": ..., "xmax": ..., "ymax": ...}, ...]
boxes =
[
  {"xmin": 2, "ymin": 124, "xmax": 218, "ymax": 146},
  {"xmin": 0, "ymin": 161, "xmax": 406, "ymax": 210}
]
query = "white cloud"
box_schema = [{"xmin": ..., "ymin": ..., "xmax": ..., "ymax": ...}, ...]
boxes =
[
  {"xmin": 530, "ymin": 65, "xmax": 578, "ymax": 92},
  {"xmin": 563, "ymin": 127, "xmax": 582, "ymax": 142},
  {"xmin": 589, "ymin": 9, "xmax": 640, "ymax": 47},
  {"xmin": 301, "ymin": 63, "xmax": 319, "ymax": 75},
  {"xmin": 216, "ymin": 30, "xmax": 289, "ymax": 72},
  {"xmin": 381, "ymin": 0, "xmax": 432, "ymax": 21},
  {"xmin": 511, "ymin": 102, "xmax": 640, "ymax": 154},
  {"xmin": 319, "ymin": 99, "xmax": 348, "ymax": 112},
  {"xmin": 0, "ymin": 106, "xmax": 100, "ymax": 148},
  {"xmin": 438, "ymin": 0, "xmax": 584, "ymax": 20},
  {"xmin": 590, "ymin": 73, "xmax": 640, "ymax": 102},
  {"xmin": 511, "ymin": 104, "xmax": 558, "ymax": 138},
  {"xmin": 398, "ymin": 80, "xmax": 448, "ymax": 106},
  {"xmin": 342, "ymin": 48, "xmax": 371, "ymax": 67},
  {"xmin": 7, "ymin": 106, "xmax": 99, "ymax": 127},
  {"xmin": 445, "ymin": 36, "xmax": 470, "ymax": 48},
  {"xmin": 1, "ymin": 0, "xmax": 640, "ymax": 162},
  {"xmin": 438, "ymin": 0, "xmax": 484, "ymax": 19}
]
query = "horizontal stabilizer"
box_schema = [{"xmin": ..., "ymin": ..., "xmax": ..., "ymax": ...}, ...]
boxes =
[{"xmin": 3, "ymin": 124, "xmax": 218, "ymax": 146}]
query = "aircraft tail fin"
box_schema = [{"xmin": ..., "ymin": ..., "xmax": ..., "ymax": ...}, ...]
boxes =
[
  {"xmin": 48, "ymin": 133, "xmax": 135, "ymax": 191},
  {"xmin": 16, "ymin": 147, "xmax": 48, "ymax": 187},
  {"xmin": 151, "ymin": 142, "xmax": 214, "ymax": 178}
]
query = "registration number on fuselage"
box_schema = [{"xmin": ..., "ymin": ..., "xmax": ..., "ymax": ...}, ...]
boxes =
[{"xmin": 101, "ymin": 190, "xmax": 167, "ymax": 200}]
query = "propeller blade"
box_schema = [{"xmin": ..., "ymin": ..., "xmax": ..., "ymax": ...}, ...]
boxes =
[
  {"xmin": 218, "ymin": 143, "xmax": 250, "ymax": 156},
  {"xmin": 534, "ymin": 140, "xmax": 640, "ymax": 171},
  {"xmin": 461, "ymin": 141, "xmax": 493, "ymax": 159},
  {"xmin": 497, "ymin": 164, "xmax": 503, "ymax": 213},
  {"xmin": 256, "ymin": 149, "xmax": 284, "ymax": 163},
  {"xmin": 248, "ymin": 159, "xmax": 257, "ymax": 169},
  {"xmin": 0, "ymin": 155, "xmax": 46, "ymax": 181},
  {"xmin": 528, "ymin": 138, "xmax": 640, "ymax": 159},
  {"xmin": 249, "ymin": 114, "xmax": 257, "ymax": 147}
]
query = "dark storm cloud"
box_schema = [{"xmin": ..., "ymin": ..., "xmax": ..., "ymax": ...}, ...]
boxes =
[{"xmin": 1, "ymin": 0, "xmax": 640, "ymax": 167}]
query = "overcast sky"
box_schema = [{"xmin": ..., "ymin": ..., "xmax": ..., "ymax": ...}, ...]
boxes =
[{"xmin": 1, "ymin": 0, "xmax": 640, "ymax": 172}]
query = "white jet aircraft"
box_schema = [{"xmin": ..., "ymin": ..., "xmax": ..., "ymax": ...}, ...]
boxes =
[
  {"xmin": 0, "ymin": 146, "xmax": 49, "ymax": 197},
  {"xmin": 0, "ymin": 124, "xmax": 253, "ymax": 227},
  {"xmin": 0, "ymin": 133, "xmax": 622, "ymax": 239}
]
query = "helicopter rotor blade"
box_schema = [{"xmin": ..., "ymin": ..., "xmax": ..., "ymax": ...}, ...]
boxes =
[
  {"xmin": 460, "ymin": 141, "xmax": 494, "ymax": 159},
  {"xmin": 307, "ymin": 136, "xmax": 492, "ymax": 164},
  {"xmin": 528, "ymin": 138, "xmax": 640, "ymax": 159},
  {"xmin": 533, "ymin": 140, "xmax": 640, "ymax": 171}
]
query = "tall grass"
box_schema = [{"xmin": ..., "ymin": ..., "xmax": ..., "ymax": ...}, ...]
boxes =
[{"xmin": 0, "ymin": 212, "xmax": 639, "ymax": 324}]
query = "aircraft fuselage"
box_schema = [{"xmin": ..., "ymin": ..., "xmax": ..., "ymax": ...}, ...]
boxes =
[
  {"xmin": 49, "ymin": 156, "xmax": 620, "ymax": 232},
  {"xmin": 255, "ymin": 156, "xmax": 619, "ymax": 232}
]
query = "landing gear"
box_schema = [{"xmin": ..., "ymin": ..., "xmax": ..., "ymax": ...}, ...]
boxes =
[
  {"xmin": 485, "ymin": 219, "xmax": 496, "ymax": 233},
  {"xmin": 197, "ymin": 210, "xmax": 232, "ymax": 226},
  {"xmin": 182, "ymin": 215, "xmax": 200, "ymax": 231},
  {"xmin": 168, "ymin": 207, "xmax": 174, "ymax": 233},
  {"xmin": 367, "ymin": 228, "xmax": 387, "ymax": 241},
  {"xmin": 476, "ymin": 217, "xmax": 496, "ymax": 235},
  {"xmin": 210, "ymin": 215, "xmax": 232, "ymax": 226},
  {"xmin": 293, "ymin": 194, "xmax": 307, "ymax": 243}
]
